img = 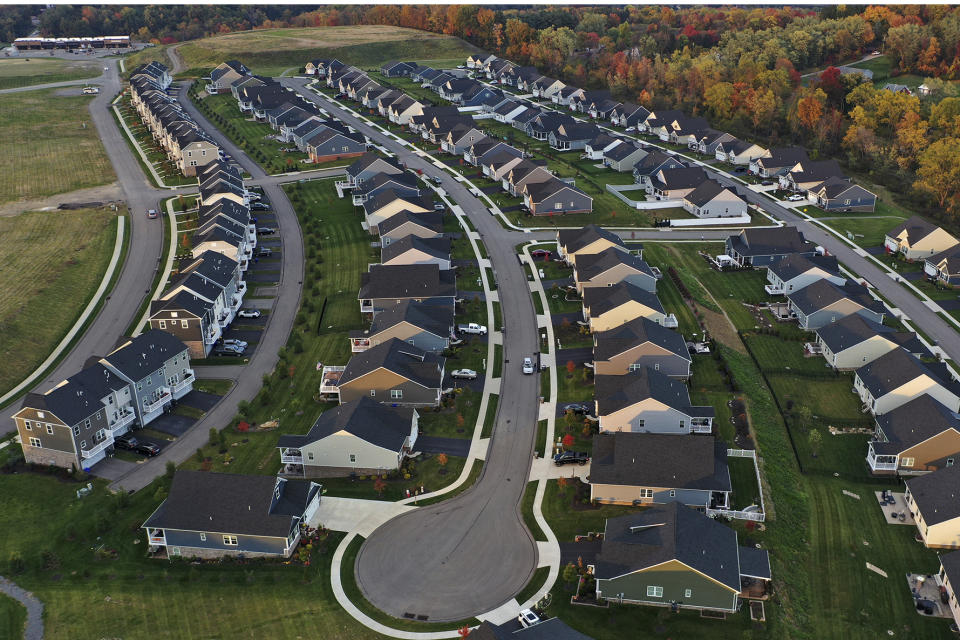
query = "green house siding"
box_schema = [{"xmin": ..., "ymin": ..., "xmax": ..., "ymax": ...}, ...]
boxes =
[{"xmin": 597, "ymin": 565, "xmax": 739, "ymax": 612}]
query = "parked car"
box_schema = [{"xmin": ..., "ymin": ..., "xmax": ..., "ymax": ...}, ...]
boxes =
[
  {"xmin": 136, "ymin": 441, "xmax": 161, "ymax": 457},
  {"xmin": 563, "ymin": 403, "xmax": 591, "ymax": 415},
  {"xmin": 554, "ymin": 450, "xmax": 589, "ymax": 466},
  {"xmin": 531, "ymin": 249, "xmax": 551, "ymax": 258},
  {"xmin": 257, "ymin": 248, "xmax": 273, "ymax": 257},
  {"xmin": 760, "ymin": 180, "xmax": 774, "ymax": 186},
  {"xmin": 433, "ymin": 202, "xmax": 446, "ymax": 211},
  {"xmin": 625, "ymin": 126, "xmax": 636, "ymax": 133},
  {"xmin": 451, "ymin": 369, "xmax": 478, "ymax": 380},
  {"xmin": 222, "ymin": 339, "xmax": 248, "ymax": 350},
  {"xmin": 787, "ymin": 194, "xmax": 805, "ymax": 202},
  {"xmin": 522, "ymin": 357, "xmax": 535, "ymax": 374},
  {"xmin": 431, "ymin": 176, "xmax": 444, "ymax": 185},
  {"xmin": 734, "ymin": 166, "xmax": 747, "ymax": 173},
  {"xmin": 213, "ymin": 346, "xmax": 245, "ymax": 357},
  {"xmin": 458, "ymin": 323, "xmax": 487, "ymax": 335},
  {"xmin": 518, "ymin": 609, "xmax": 540, "ymax": 628},
  {"xmin": 257, "ymin": 227, "xmax": 276, "ymax": 235},
  {"xmin": 251, "ymin": 202, "xmax": 271, "ymax": 210},
  {"xmin": 114, "ymin": 434, "xmax": 139, "ymax": 451},
  {"xmin": 146, "ymin": 209, "xmax": 158, "ymax": 219},
  {"xmin": 237, "ymin": 309, "xmax": 261, "ymax": 319}
]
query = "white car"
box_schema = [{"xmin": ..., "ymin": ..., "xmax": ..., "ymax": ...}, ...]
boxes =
[
  {"xmin": 522, "ymin": 357, "xmax": 535, "ymax": 374},
  {"xmin": 451, "ymin": 369, "xmax": 478, "ymax": 380},
  {"xmin": 518, "ymin": 609, "xmax": 540, "ymax": 628},
  {"xmin": 625, "ymin": 126, "xmax": 636, "ymax": 133},
  {"xmin": 223, "ymin": 339, "xmax": 248, "ymax": 350},
  {"xmin": 237, "ymin": 309, "xmax": 261, "ymax": 319},
  {"xmin": 787, "ymin": 194, "xmax": 805, "ymax": 202}
]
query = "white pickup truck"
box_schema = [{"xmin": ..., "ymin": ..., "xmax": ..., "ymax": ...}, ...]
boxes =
[{"xmin": 458, "ymin": 323, "xmax": 488, "ymax": 335}]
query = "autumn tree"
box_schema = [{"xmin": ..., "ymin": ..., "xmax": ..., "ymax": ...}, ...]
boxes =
[
  {"xmin": 562, "ymin": 433, "xmax": 575, "ymax": 449},
  {"xmin": 562, "ymin": 562, "xmax": 579, "ymax": 584},
  {"xmin": 436, "ymin": 453, "xmax": 449, "ymax": 467},
  {"xmin": 373, "ymin": 476, "xmax": 387, "ymax": 497},
  {"xmin": 915, "ymin": 138, "xmax": 960, "ymax": 212},
  {"xmin": 566, "ymin": 360, "xmax": 576, "ymax": 375}
]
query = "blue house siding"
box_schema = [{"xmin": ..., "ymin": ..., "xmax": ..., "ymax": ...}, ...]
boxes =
[
  {"xmin": 164, "ymin": 528, "xmax": 292, "ymax": 556},
  {"xmin": 821, "ymin": 194, "xmax": 876, "ymax": 212},
  {"xmin": 651, "ymin": 487, "xmax": 712, "ymax": 507}
]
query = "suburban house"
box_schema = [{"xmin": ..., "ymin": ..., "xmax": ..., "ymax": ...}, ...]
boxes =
[
  {"xmin": 303, "ymin": 127, "xmax": 366, "ymax": 164},
  {"xmin": 530, "ymin": 76, "xmax": 566, "ymax": 99},
  {"xmin": 380, "ymin": 235, "xmax": 451, "ymax": 270},
  {"xmin": 904, "ymin": 464, "xmax": 960, "ymax": 548},
  {"xmin": 583, "ymin": 282, "xmax": 667, "ymax": 332},
  {"xmin": 884, "ymin": 216, "xmax": 960, "ymax": 261},
  {"xmin": 573, "ymin": 247, "xmax": 657, "ymax": 293},
  {"xmin": 149, "ymin": 291, "xmax": 220, "ymax": 359},
  {"xmin": 358, "ymin": 264, "xmax": 457, "ymax": 315},
  {"xmin": 387, "ymin": 95, "xmax": 425, "ymax": 125},
  {"xmin": 548, "ymin": 122, "xmax": 601, "ymax": 151},
  {"xmin": 336, "ymin": 338, "xmax": 445, "ymax": 407},
  {"xmin": 468, "ymin": 618, "xmax": 593, "ymax": 640},
  {"xmin": 815, "ymin": 314, "xmax": 924, "ymax": 371},
  {"xmin": 205, "ymin": 60, "xmax": 250, "ymax": 93},
  {"xmin": 854, "ymin": 348, "xmax": 960, "ymax": 415},
  {"xmin": 381, "ymin": 61, "xmax": 414, "ymax": 77},
  {"xmin": 603, "ymin": 142, "xmax": 647, "ymax": 172},
  {"xmin": 464, "ymin": 139, "xmax": 521, "ymax": 167},
  {"xmin": 482, "ymin": 151, "xmax": 525, "ymax": 181},
  {"xmin": 14, "ymin": 330, "xmax": 193, "ymax": 470},
  {"xmin": 681, "ymin": 181, "xmax": 748, "ymax": 219},
  {"xmin": 556, "ymin": 225, "xmax": 628, "ymax": 266},
  {"xmin": 765, "ymin": 253, "xmax": 843, "ymax": 295},
  {"xmin": 749, "ymin": 147, "xmax": 809, "ymax": 177},
  {"xmin": 938, "ymin": 552, "xmax": 960, "ymax": 628},
  {"xmin": 609, "ymin": 102, "xmax": 650, "ymax": 129},
  {"xmin": 440, "ymin": 124, "xmax": 487, "ymax": 155},
  {"xmin": 594, "ymin": 504, "xmax": 771, "ymax": 613},
  {"xmin": 376, "ymin": 210, "xmax": 443, "ymax": 243},
  {"xmin": 809, "ymin": 176, "xmax": 877, "ymax": 212},
  {"xmin": 351, "ymin": 171, "xmax": 420, "ymax": 206},
  {"xmin": 778, "ymin": 159, "xmax": 845, "ymax": 193},
  {"xmin": 277, "ymin": 397, "xmax": 417, "ymax": 477},
  {"xmin": 689, "ymin": 130, "xmax": 737, "ymax": 156},
  {"xmin": 305, "ymin": 58, "xmax": 343, "ymax": 77},
  {"xmin": 924, "ymin": 245, "xmax": 960, "ymax": 287},
  {"xmin": 348, "ymin": 300, "xmax": 454, "ymax": 354},
  {"xmin": 632, "ymin": 151, "xmax": 686, "ymax": 186},
  {"xmin": 589, "ymin": 432, "xmax": 731, "ymax": 510},
  {"xmin": 522, "ymin": 179, "xmax": 593, "ymax": 216},
  {"xmin": 648, "ymin": 167, "xmax": 708, "ymax": 201},
  {"xmin": 714, "ymin": 139, "xmax": 767, "ymax": 165},
  {"xmin": 340, "ymin": 153, "xmax": 405, "ymax": 190},
  {"xmin": 592, "ymin": 317, "xmax": 692, "ymax": 378},
  {"xmin": 867, "ymin": 394, "xmax": 960, "ymax": 476},
  {"xmin": 594, "ymin": 369, "xmax": 714, "ymax": 434},
  {"xmin": 362, "ymin": 190, "xmax": 433, "ymax": 231},
  {"xmin": 142, "ymin": 471, "xmax": 321, "ymax": 559},
  {"xmin": 725, "ymin": 226, "xmax": 817, "ymax": 267},
  {"xmin": 502, "ymin": 160, "xmax": 554, "ymax": 197},
  {"xmin": 785, "ymin": 279, "xmax": 886, "ymax": 330},
  {"xmin": 583, "ymin": 133, "xmax": 621, "ymax": 161},
  {"xmin": 639, "ymin": 109, "xmax": 685, "ymax": 135}
]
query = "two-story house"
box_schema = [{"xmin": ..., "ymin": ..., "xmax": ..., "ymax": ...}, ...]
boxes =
[{"xmin": 595, "ymin": 369, "xmax": 714, "ymax": 434}]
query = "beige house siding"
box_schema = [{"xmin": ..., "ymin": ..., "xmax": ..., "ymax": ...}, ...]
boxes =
[
  {"xmin": 338, "ymin": 368, "xmax": 439, "ymax": 407},
  {"xmin": 365, "ymin": 201, "xmax": 431, "ymax": 231},
  {"xmin": 576, "ymin": 264, "xmax": 655, "ymax": 293},
  {"xmin": 192, "ymin": 239, "xmax": 240, "ymax": 263},
  {"xmin": 300, "ymin": 431, "xmax": 403, "ymax": 475},
  {"xmin": 873, "ymin": 378, "xmax": 960, "ymax": 415},
  {"xmin": 597, "ymin": 398, "xmax": 690, "ymax": 434},
  {"xmin": 563, "ymin": 239, "xmax": 624, "ymax": 265},
  {"xmin": 826, "ymin": 335, "xmax": 900, "ymax": 370},
  {"xmin": 381, "ymin": 250, "xmax": 450, "ymax": 270},
  {"xmin": 594, "ymin": 343, "xmax": 679, "ymax": 376},
  {"xmin": 588, "ymin": 304, "xmax": 666, "ymax": 332},
  {"xmin": 905, "ymin": 228, "xmax": 960, "ymax": 261}
]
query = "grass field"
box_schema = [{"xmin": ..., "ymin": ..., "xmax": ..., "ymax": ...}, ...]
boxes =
[
  {"xmin": 0, "ymin": 207, "xmax": 120, "ymax": 397},
  {"xmin": 813, "ymin": 214, "xmax": 905, "ymax": 248},
  {"xmin": 0, "ymin": 57, "xmax": 100, "ymax": 90},
  {"xmin": 130, "ymin": 26, "xmax": 478, "ymax": 77},
  {"xmin": 0, "ymin": 89, "xmax": 115, "ymax": 203},
  {"xmin": 0, "ymin": 594, "xmax": 25, "ymax": 640}
]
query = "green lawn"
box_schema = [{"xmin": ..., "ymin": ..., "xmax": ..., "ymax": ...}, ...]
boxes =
[
  {"xmin": 320, "ymin": 454, "xmax": 466, "ymax": 501},
  {"xmin": 481, "ymin": 393, "xmax": 499, "ymax": 439},
  {"xmin": 727, "ymin": 455, "xmax": 762, "ymax": 510},
  {"xmin": 418, "ymin": 387, "xmax": 482, "ymax": 439},
  {"xmin": 522, "ymin": 481, "xmax": 548, "ymax": 542},
  {"xmin": 0, "ymin": 594, "xmax": 26, "ymax": 640},
  {"xmin": 0, "ymin": 57, "xmax": 100, "ymax": 90},
  {"xmin": 743, "ymin": 333, "xmax": 824, "ymax": 376},
  {"xmin": 515, "ymin": 566, "xmax": 551, "ymax": 606},
  {"xmin": 766, "ymin": 374, "xmax": 868, "ymax": 425},
  {"xmin": 0, "ymin": 207, "xmax": 120, "ymax": 398},
  {"xmin": 0, "ymin": 89, "xmax": 115, "ymax": 203},
  {"xmin": 416, "ymin": 459, "xmax": 485, "ymax": 506},
  {"xmin": 816, "ymin": 215, "xmax": 905, "ymax": 248},
  {"xmin": 115, "ymin": 97, "xmax": 197, "ymax": 186},
  {"xmin": 541, "ymin": 479, "xmax": 644, "ymax": 543}
]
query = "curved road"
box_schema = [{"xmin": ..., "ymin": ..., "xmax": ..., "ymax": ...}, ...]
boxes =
[{"xmin": 283, "ymin": 78, "xmax": 542, "ymax": 621}]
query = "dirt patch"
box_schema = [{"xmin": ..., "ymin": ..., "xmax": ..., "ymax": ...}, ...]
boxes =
[
  {"xmin": 0, "ymin": 183, "xmax": 123, "ymax": 217},
  {"xmin": 699, "ymin": 306, "xmax": 745, "ymax": 353}
]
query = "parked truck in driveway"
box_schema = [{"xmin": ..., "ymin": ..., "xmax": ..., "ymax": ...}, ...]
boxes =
[{"xmin": 458, "ymin": 323, "xmax": 487, "ymax": 335}]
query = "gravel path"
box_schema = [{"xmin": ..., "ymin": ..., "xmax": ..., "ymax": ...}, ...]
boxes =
[{"xmin": 0, "ymin": 576, "xmax": 43, "ymax": 640}]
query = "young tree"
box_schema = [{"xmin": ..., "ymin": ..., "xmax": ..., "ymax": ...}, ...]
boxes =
[
  {"xmin": 373, "ymin": 476, "xmax": 387, "ymax": 496},
  {"xmin": 808, "ymin": 428, "xmax": 823, "ymax": 458},
  {"xmin": 436, "ymin": 453, "xmax": 449, "ymax": 467},
  {"xmin": 566, "ymin": 360, "xmax": 576, "ymax": 375},
  {"xmin": 562, "ymin": 562, "xmax": 579, "ymax": 584},
  {"xmin": 562, "ymin": 433, "xmax": 575, "ymax": 449}
]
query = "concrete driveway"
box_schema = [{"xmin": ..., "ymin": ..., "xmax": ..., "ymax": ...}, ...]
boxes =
[{"xmin": 310, "ymin": 497, "xmax": 415, "ymax": 538}]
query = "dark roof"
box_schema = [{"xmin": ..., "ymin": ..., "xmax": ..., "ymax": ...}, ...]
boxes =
[
  {"xmin": 905, "ymin": 464, "xmax": 960, "ymax": 525},
  {"xmin": 876, "ymin": 394, "xmax": 960, "ymax": 453},
  {"xmin": 525, "ymin": 178, "xmax": 590, "ymax": 204},
  {"xmin": 276, "ymin": 397, "xmax": 414, "ymax": 451},
  {"xmin": 339, "ymin": 338, "xmax": 444, "ymax": 389},
  {"xmin": 591, "ymin": 432, "xmax": 731, "ymax": 492},
  {"xmin": 102, "ymin": 330, "xmax": 188, "ymax": 381},
  {"xmin": 595, "ymin": 368, "xmax": 708, "ymax": 416},
  {"xmin": 381, "ymin": 235, "xmax": 451, "ymax": 263},
  {"xmin": 786, "ymin": 279, "xmax": 884, "ymax": 316},
  {"xmin": 354, "ymin": 171, "xmax": 418, "ymax": 196},
  {"xmin": 941, "ymin": 551, "xmax": 960, "ymax": 593},
  {"xmin": 632, "ymin": 150, "xmax": 684, "ymax": 174},
  {"xmin": 557, "ymin": 225, "xmax": 625, "ymax": 255},
  {"xmin": 815, "ymin": 314, "xmax": 921, "ymax": 354},
  {"xmin": 604, "ymin": 142, "xmax": 643, "ymax": 162},
  {"xmin": 188, "ymin": 250, "xmax": 238, "ymax": 289},
  {"xmin": 576, "ymin": 247, "xmax": 655, "ymax": 282},
  {"xmin": 886, "ymin": 215, "xmax": 941, "ymax": 246},
  {"xmin": 758, "ymin": 146, "xmax": 809, "ymax": 168},
  {"xmin": 728, "ymin": 226, "xmax": 815, "ymax": 258},
  {"xmin": 769, "ymin": 253, "xmax": 840, "ymax": 282},
  {"xmin": 856, "ymin": 348, "xmax": 960, "ymax": 399},
  {"xmin": 20, "ymin": 362, "xmax": 129, "ymax": 426},
  {"xmin": 152, "ymin": 289, "xmax": 214, "ymax": 320},
  {"xmin": 593, "ymin": 316, "xmax": 690, "ymax": 362},
  {"xmin": 143, "ymin": 471, "xmax": 317, "ymax": 538},
  {"xmin": 362, "ymin": 189, "xmax": 433, "ymax": 216},
  {"xmin": 788, "ymin": 159, "xmax": 844, "ymax": 182},
  {"xmin": 376, "ymin": 210, "xmax": 443, "ymax": 236},
  {"xmin": 595, "ymin": 503, "xmax": 741, "ymax": 591},
  {"xmin": 346, "ymin": 152, "xmax": 404, "ymax": 178},
  {"xmin": 738, "ymin": 545, "xmax": 772, "ymax": 579},
  {"xmin": 582, "ymin": 282, "xmax": 664, "ymax": 319},
  {"xmin": 927, "ymin": 244, "xmax": 960, "ymax": 277},
  {"xmin": 682, "ymin": 180, "xmax": 729, "ymax": 206},
  {"xmin": 359, "ymin": 264, "xmax": 456, "ymax": 300},
  {"xmin": 362, "ymin": 300, "xmax": 454, "ymax": 340},
  {"xmin": 652, "ymin": 167, "xmax": 707, "ymax": 191}
]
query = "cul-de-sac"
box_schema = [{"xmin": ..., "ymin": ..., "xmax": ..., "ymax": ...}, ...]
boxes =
[{"xmin": 4, "ymin": 4, "xmax": 960, "ymax": 639}]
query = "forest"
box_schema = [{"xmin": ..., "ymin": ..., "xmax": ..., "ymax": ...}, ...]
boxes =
[{"xmin": 17, "ymin": 4, "xmax": 960, "ymax": 219}]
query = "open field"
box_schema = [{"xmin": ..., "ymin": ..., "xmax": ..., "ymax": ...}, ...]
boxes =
[
  {"xmin": 0, "ymin": 594, "xmax": 25, "ymax": 640},
  {"xmin": 0, "ymin": 207, "xmax": 120, "ymax": 397},
  {"xmin": 0, "ymin": 57, "xmax": 100, "ymax": 90},
  {"xmin": 132, "ymin": 26, "xmax": 478, "ymax": 77},
  {"xmin": 0, "ymin": 89, "xmax": 116, "ymax": 204}
]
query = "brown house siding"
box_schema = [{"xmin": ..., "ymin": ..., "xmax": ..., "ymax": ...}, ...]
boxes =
[
  {"xmin": 150, "ymin": 313, "xmax": 206, "ymax": 359},
  {"xmin": 15, "ymin": 408, "xmax": 80, "ymax": 468},
  {"xmin": 338, "ymin": 369, "xmax": 439, "ymax": 407},
  {"xmin": 899, "ymin": 431, "xmax": 960, "ymax": 473}
]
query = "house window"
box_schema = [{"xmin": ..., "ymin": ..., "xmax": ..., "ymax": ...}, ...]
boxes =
[
  {"xmin": 369, "ymin": 390, "xmax": 376, "ymax": 397},
  {"xmin": 95, "ymin": 411, "xmax": 102, "ymax": 421},
  {"xmin": 637, "ymin": 419, "xmax": 644, "ymax": 429},
  {"xmin": 80, "ymin": 440, "xmax": 86, "ymax": 449},
  {"xmin": 679, "ymin": 420, "xmax": 685, "ymax": 429},
  {"xmin": 669, "ymin": 490, "xmax": 676, "ymax": 497},
  {"xmin": 137, "ymin": 382, "xmax": 143, "ymax": 391},
  {"xmin": 654, "ymin": 363, "xmax": 660, "ymax": 371},
  {"xmin": 159, "ymin": 320, "xmax": 166, "ymax": 330},
  {"xmin": 74, "ymin": 426, "xmax": 80, "ymax": 436},
  {"xmin": 181, "ymin": 320, "xmax": 188, "ymax": 328},
  {"xmin": 628, "ymin": 364, "xmax": 642, "ymax": 372},
  {"xmin": 349, "ymin": 454, "xmax": 357, "ymax": 463},
  {"xmin": 391, "ymin": 390, "xmax": 403, "ymax": 400},
  {"xmin": 647, "ymin": 586, "xmax": 663, "ymax": 598},
  {"xmin": 307, "ymin": 452, "xmax": 314, "ymax": 461},
  {"xmin": 684, "ymin": 588, "xmax": 692, "ymax": 598},
  {"xmin": 46, "ymin": 424, "xmax": 54, "ymax": 435},
  {"xmin": 902, "ymin": 457, "xmax": 915, "ymax": 467},
  {"xmin": 171, "ymin": 547, "xmax": 181, "ymax": 556},
  {"xmin": 948, "ymin": 459, "xmax": 955, "ymax": 467},
  {"xmin": 638, "ymin": 488, "xmax": 653, "ymax": 498},
  {"xmin": 84, "ymin": 419, "xmax": 91, "ymax": 430},
  {"xmin": 223, "ymin": 535, "xmax": 238, "ymax": 546},
  {"xmin": 24, "ymin": 421, "xmax": 31, "ymax": 431},
  {"xmin": 200, "ymin": 533, "xmax": 206, "ymax": 541},
  {"xmin": 29, "ymin": 437, "xmax": 41, "ymax": 448},
  {"xmin": 555, "ymin": 202, "xmax": 563, "ymax": 209}
]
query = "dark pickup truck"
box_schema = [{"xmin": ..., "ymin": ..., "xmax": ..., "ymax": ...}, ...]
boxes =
[{"xmin": 554, "ymin": 450, "xmax": 589, "ymax": 466}]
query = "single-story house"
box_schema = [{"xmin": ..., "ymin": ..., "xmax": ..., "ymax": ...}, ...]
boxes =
[
  {"xmin": 809, "ymin": 176, "xmax": 877, "ymax": 213},
  {"xmin": 765, "ymin": 253, "xmax": 843, "ymax": 296},
  {"xmin": 377, "ymin": 210, "xmax": 443, "ymax": 243},
  {"xmin": 924, "ymin": 245, "xmax": 960, "ymax": 287},
  {"xmin": 523, "ymin": 179, "xmax": 593, "ymax": 217},
  {"xmin": 905, "ymin": 464, "xmax": 960, "ymax": 548},
  {"xmin": 583, "ymin": 282, "xmax": 667, "ymax": 332},
  {"xmin": 714, "ymin": 139, "xmax": 767, "ymax": 166},
  {"xmin": 556, "ymin": 225, "xmax": 628, "ymax": 266},
  {"xmin": 749, "ymin": 147, "xmax": 809, "ymax": 178},
  {"xmin": 593, "ymin": 317, "xmax": 691, "ymax": 378},
  {"xmin": 595, "ymin": 368, "xmax": 714, "ymax": 434},
  {"xmin": 855, "ymin": 348, "xmax": 960, "ymax": 416},
  {"xmin": 938, "ymin": 552, "xmax": 960, "ymax": 628},
  {"xmin": 358, "ymin": 263, "xmax": 456, "ymax": 315},
  {"xmin": 681, "ymin": 180, "xmax": 748, "ymax": 219},
  {"xmin": 348, "ymin": 300, "xmax": 453, "ymax": 354},
  {"xmin": 362, "ymin": 190, "xmax": 433, "ymax": 231},
  {"xmin": 725, "ymin": 227, "xmax": 817, "ymax": 267},
  {"xmin": 786, "ymin": 279, "xmax": 886, "ymax": 330},
  {"xmin": 603, "ymin": 142, "xmax": 647, "ymax": 172},
  {"xmin": 380, "ymin": 235, "xmax": 451, "ymax": 270},
  {"xmin": 815, "ymin": 314, "xmax": 924, "ymax": 371},
  {"xmin": 885, "ymin": 216, "xmax": 960, "ymax": 261},
  {"xmin": 867, "ymin": 394, "xmax": 960, "ymax": 476},
  {"xmin": 574, "ymin": 247, "xmax": 657, "ymax": 293},
  {"xmin": 649, "ymin": 167, "xmax": 708, "ymax": 201}
]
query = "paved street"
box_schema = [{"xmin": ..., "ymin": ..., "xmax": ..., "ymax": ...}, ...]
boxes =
[{"xmin": 284, "ymin": 79, "xmax": 541, "ymax": 621}]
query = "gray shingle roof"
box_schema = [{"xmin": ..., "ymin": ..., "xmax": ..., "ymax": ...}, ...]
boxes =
[
  {"xmin": 815, "ymin": 314, "xmax": 921, "ymax": 355},
  {"xmin": 593, "ymin": 316, "xmax": 690, "ymax": 362},
  {"xmin": 338, "ymin": 338, "xmax": 444, "ymax": 389},
  {"xmin": 786, "ymin": 279, "xmax": 884, "ymax": 316},
  {"xmin": 595, "ymin": 368, "xmax": 707, "ymax": 416},
  {"xmin": 21, "ymin": 363, "xmax": 129, "ymax": 427},
  {"xmin": 358, "ymin": 264, "xmax": 456, "ymax": 300},
  {"xmin": 381, "ymin": 235, "xmax": 450, "ymax": 264},
  {"xmin": 886, "ymin": 215, "xmax": 941, "ymax": 246},
  {"xmin": 591, "ymin": 432, "xmax": 731, "ymax": 492},
  {"xmin": 758, "ymin": 146, "xmax": 809, "ymax": 169},
  {"xmin": 469, "ymin": 618, "xmax": 594, "ymax": 640},
  {"xmin": 557, "ymin": 225, "xmax": 626, "ymax": 255},
  {"xmin": 143, "ymin": 470, "xmax": 317, "ymax": 538},
  {"xmin": 362, "ymin": 189, "xmax": 433, "ymax": 217},
  {"xmin": 856, "ymin": 348, "xmax": 960, "ymax": 399},
  {"xmin": 276, "ymin": 396, "xmax": 414, "ymax": 451},
  {"xmin": 361, "ymin": 300, "xmax": 453, "ymax": 340},
  {"xmin": 682, "ymin": 180, "xmax": 727, "ymax": 207},
  {"xmin": 875, "ymin": 394, "xmax": 960, "ymax": 454},
  {"xmin": 769, "ymin": 253, "xmax": 840, "ymax": 282},
  {"xmin": 905, "ymin": 464, "xmax": 960, "ymax": 525},
  {"xmin": 582, "ymin": 281, "xmax": 664, "ymax": 319},
  {"xmin": 728, "ymin": 226, "xmax": 815, "ymax": 258},
  {"xmin": 102, "ymin": 330, "xmax": 188, "ymax": 382},
  {"xmin": 376, "ymin": 210, "xmax": 443, "ymax": 236},
  {"xmin": 576, "ymin": 247, "xmax": 655, "ymax": 283},
  {"xmin": 604, "ymin": 142, "xmax": 643, "ymax": 161},
  {"xmin": 738, "ymin": 545, "xmax": 772, "ymax": 579}
]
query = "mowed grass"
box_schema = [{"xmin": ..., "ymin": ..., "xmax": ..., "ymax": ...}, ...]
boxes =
[
  {"xmin": 163, "ymin": 26, "xmax": 477, "ymax": 76},
  {"xmin": 0, "ymin": 57, "xmax": 100, "ymax": 90},
  {"xmin": 0, "ymin": 207, "xmax": 120, "ymax": 397},
  {"xmin": 0, "ymin": 473, "xmax": 383, "ymax": 640},
  {"xmin": 0, "ymin": 89, "xmax": 115, "ymax": 203},
  {"xmin": 814, "ymin": 214, "xmax": 905, "ymax": 248},
  {"xmin": 0, "ymin": 594, "xmax": 25, "ymax": 640}
]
